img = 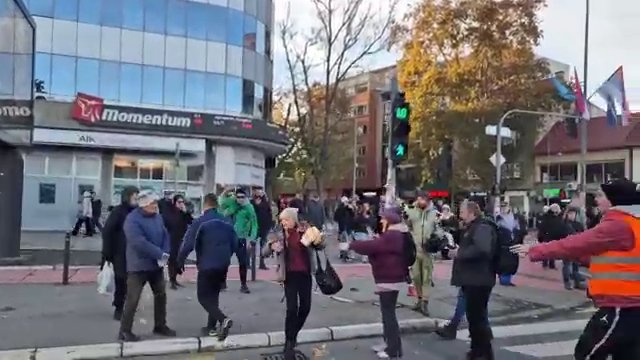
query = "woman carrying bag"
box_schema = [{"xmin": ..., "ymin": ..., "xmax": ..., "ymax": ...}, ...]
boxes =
[
  {"xmin": 342, "ymin": 206, "xmax": 407, "ymax": 359},
  {"xmin": 263, "ymin": 207, "xmax": 325, "ymax": 359}
]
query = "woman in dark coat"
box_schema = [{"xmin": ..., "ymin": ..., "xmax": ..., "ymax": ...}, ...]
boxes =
[
  {"xmin": 102, "ymin": 186, "xmax": 139, "ymax": 321},
  {"xmin": 165, "ymin": 194, "xmax": 193, "ymax": 289}
]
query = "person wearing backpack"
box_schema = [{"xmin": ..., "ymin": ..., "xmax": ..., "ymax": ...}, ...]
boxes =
[{"xmin": 344, "ymin": 206, "xmax": 409, "ymax": 359}]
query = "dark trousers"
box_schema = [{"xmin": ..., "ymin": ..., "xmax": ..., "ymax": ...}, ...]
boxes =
[
  {"xmin": 72, "ymin": 217, "xmax": 94, "ymax": 236},
  {"xmin": 450, "ymin": 287, "xmax": 490, "ymax": 329},
  {"xmin": 562, "ymin": 260, "xmax": 582, "ymax": 286},
  {"xmin": 379, "ymin": 291, "xmax": 402, "ymax": 357},
  {"xmin": 113, "ymin": 275, "xmax": 127, "ymax": 311},
  {"xmin": 93, "ymin": 218, "xmax": 103, "ymax": 233},
  {"xmin": 197, "ymin": 268, "xmax": 228, "ymax": 329},
  {"xmin": 462, "ymin": 286, "xmax": 493, "ymax": 358},
  {"xmin": 258, "ymin": 232, "xmax": 269, "ymax": 266},
  {"xmin": 120, "ymin": 269, "xmax": 167, "ymax": 333},
  {"xmin": 236, "ymin": 238, "xmax": 248, "ymax": 285},
  {"xmin": 168, "ymin": 245, "xmax": 180, "ymax": 284},
  {"xmin": 284, "ymin": 272, "xmax": 312, "ymax": 342},
  {"xmin": 542, "ymin": 259, "xmax": 556, "ymax": 269},
  {"xmin": 574, "ymin": 307, "xmax": 640, "ymax": 360}
]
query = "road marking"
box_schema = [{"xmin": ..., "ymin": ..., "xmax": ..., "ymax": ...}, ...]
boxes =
[
  {"xmin": 457, "ymin": 319, "xmax": 587, "ymax": 339},
  {"xmin": 504, "ymin": 340, "xmax": 577, "ymax": 357},
  {"xmin": 576, "ymin": 307, "xmax": 597, "ymax": 313}
]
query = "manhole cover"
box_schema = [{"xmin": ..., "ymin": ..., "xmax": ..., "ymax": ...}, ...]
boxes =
[{"xmin": 260, "ymin": 350, "xmax": 308, "ymax": 360}]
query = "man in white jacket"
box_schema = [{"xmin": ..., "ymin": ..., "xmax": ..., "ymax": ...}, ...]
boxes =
[{"xmin": 72, "ymin": 191, "xmax": 94, "ymax": 237}]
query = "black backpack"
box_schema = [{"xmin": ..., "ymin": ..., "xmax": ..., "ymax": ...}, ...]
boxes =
[{"xmin": 402, "ymin": 232, "xmax": 417, "ymax": 268}]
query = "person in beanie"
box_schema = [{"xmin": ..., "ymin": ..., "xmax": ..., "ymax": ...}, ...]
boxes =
[
  {"xmin": 119, "ymin": 190, "xmax": 175, "ymax": 342},
  {"xmin": 343, "ymin": 206, "xmax": 407, "ymax": 359},
  {"xmin": 263, "ymin": 207, "xmax": 324, "ymax": 360},
  {"xmin": 102, "ymin": 186, "xmax": 139, "ymax": 321},
  {"xmin": 512, "ymin": 178, "xmax": 640, "ymax": 359}
]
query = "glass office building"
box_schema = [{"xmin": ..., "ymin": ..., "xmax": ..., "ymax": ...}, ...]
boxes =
[{"xmin": 19, "ymin": 0, "xmax": 287, "ymax": 231}]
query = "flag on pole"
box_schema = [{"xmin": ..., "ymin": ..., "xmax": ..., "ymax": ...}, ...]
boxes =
[
  {"xmin": 573, "ymin": 67, "xmax": 590, "ymax": 120},
  {"xmin": 595, "ymin": 66, "xmax": 631, "ymax": 126}
]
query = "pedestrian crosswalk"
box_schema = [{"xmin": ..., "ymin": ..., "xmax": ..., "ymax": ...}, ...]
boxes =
[{"xmin": 457, "ymin": 318, "xmax": 589, "ymax": 358}]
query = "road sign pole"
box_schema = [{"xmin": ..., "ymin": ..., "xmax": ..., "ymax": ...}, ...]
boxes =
[{"xmin": 385, "ymin": 74, "xmax": 398, "ymax": 208}]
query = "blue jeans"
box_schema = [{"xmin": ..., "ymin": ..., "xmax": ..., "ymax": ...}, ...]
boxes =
[
  {"xmin": 450, "ymin": 288, "xmax": 490, "ymax": 329},
  {"xmin": 499, "ymin": 274, "xmax": 513, "ymax": 285}
]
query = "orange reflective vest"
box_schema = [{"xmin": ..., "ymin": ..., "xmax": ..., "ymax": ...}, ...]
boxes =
[{"xmin": 589, "ymin": 211, "xmax": 640, "ymax": 297}]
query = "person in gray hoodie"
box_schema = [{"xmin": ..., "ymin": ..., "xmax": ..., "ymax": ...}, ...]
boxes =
[{"xmin": 119, "ymin": 190, "xmax": 176, "ymax": 342}]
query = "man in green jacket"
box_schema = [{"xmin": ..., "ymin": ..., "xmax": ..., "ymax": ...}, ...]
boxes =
[
  {"xmin": 220, "ymin": 188, "xmax": 258, "ymax": 294},
  {"xmin": 405, "ymin": 191, "xmax": 439, "ymax": 316}
]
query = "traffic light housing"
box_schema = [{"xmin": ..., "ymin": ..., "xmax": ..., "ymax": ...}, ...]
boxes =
[{"xmin": 391, "ymin": 92, "xmax": 411, "ymax": 163}]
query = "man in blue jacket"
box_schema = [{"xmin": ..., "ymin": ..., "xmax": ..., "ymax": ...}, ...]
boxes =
[
  {"xmin": 176, "ymin": 193, "xmax": 237, "ymax": 340},
  {"xmin": 119, "ymin": 190, "xmax": 176, "ymax": 342}
]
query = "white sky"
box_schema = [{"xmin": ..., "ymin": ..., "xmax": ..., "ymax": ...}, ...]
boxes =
[{"xmin": 274, "ymin": 0, "xmax": 640, "ymax": 109}]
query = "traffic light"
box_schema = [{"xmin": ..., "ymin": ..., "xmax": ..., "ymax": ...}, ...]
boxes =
[{"xmin": 391, "ymin": 92, "xmax": 411, "ymax": 163}]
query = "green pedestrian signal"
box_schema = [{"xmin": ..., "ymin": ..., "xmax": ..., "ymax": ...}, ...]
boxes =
[
  {"xmin": 394, "ymin": 143, "xmax": 406, "ymax": 157},
  {"xmin": 395, "ymin": 106, "xmax": 408, "ymax": 120}
]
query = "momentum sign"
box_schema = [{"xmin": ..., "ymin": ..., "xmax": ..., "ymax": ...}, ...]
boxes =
[
  {"xmin": 0, "ymin": 100, "xmax": 33, "ymax": 128},
  {"xmin": 70, "ymin": 93, "xmax": 288, "ymax": 145}
]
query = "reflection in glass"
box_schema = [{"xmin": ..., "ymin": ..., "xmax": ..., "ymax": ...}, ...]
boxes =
[
  {"xmin": 113, "ymin": 157, "xmax": 138, "ymax": 179},
  {"xmin": 29, "ymin": 0, "xmax": 54, "ymax": 17},
  {"xmin": 167, "ymin": 0, "xmax": 187, "ymax": 36},
  {"xmin": 78, "ymin": 0, "xmax": 101, "ymax": 24},
  {"xmin": 185, "ymin": 71, "xmax": 205, "ymax": 109},
  {"xmin": 51, "ymin": 55, "xmax": 76, "ymax": 97},
  {"xmin": 144, "ymin": 0, "xmax": 166, "ymax": 34},
  {"xmin": 142, "ymin": 65, "xmax": 163, "ymax": 105},
  {"xmin": 243, "ymin": 14, "xmax": 256, "ymax": 51},
  {"xmin": 254, "ymin": 85, "xmax": 264, "ymax": 119},
  {"xmin": 164, "ymin": 68, "xmax": 185, "ymax": 107},
  {"xmin": 226, "ymin": 76, "xmax": 242, "ymax": 113},
  {"xmin": 39, "ymin": 183, "xmax": 56, "ymax": 204},
  {"xmin": 242, "ymin": 79, "xmax": 254, "ymax": 115},
  {"xmin": 205, "ymin": 73, "xmax": 225, "ymax": 111},
  {"xmin": 75, "ymin": 156, "xmax": 100, "ymax": 177},
  {"xmin": 0, "ymin": 54, "xmax": 14, "ymax": 95},
  {"xmin": 99, "ymin": 60, "xmax": 120, "ymax": 101},
  {"xmin": 101, "ymin": 0, "xmax": 122, "ymax": 27},
  {"xmin": 263, "ymin": 87, "xmax": 271, "ymax": 120},
  {"xmin": 207, "ymin": 5, "xmax": 226, "ymax": 42},
  {"xmin": 120, "ymin": 63, "xmax": 142, "ymax": 104},
  {"xmin": 122, "ymin": 0, "xmax": 144, "ymax": 30},
  {"xmin": 186, "ymin": 1, "xmax": 208, "ymax": 40},
  {"xmin": 76, "ymin": 58, "xmax": 100, "ymax": 95},
  {"xmin": 265, "ymin": 29, "xmax": 272, "ymax": 58},
  {"xmin": 187, "ymin": 165, "xmax": 204, "ymax": 182},
  {"xmin": 256, "ymin": 21, "xmax": 265, "ymax": 54},
  {"xmin": 54, "ymin": 0, "xmax": 78, "ymax": 22},
  {"xmin": 48, "ymin": 154, "xmax": 73, "ymax": 176},
  {"xmin": 227, "ymin": 8, "xmax": 244, "ymax": 47}
]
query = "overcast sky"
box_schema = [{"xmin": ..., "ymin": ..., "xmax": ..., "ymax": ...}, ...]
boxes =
[{"xmin": 274, "ymin": 0, "xmax": 639, "ymax": 109}]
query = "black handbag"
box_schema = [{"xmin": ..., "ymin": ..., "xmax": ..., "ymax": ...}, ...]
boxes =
[{"xmin": 314, "ymin": 250, "xmax": 343, "ymax": 295}]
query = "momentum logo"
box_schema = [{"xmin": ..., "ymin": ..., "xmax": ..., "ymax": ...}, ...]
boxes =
[{"xmin": 0, "ymin": 105, "xmax": 31, "ymax": 117}]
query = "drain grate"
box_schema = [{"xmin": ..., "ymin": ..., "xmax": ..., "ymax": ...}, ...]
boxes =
[{"xmin": 260, "ymin": 350, "xmax": 308, "ymax": 360}]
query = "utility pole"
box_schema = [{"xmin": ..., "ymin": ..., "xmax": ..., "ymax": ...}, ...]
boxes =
[
  {"xmin": 352, "ymin": 117, "xmax": 358, "ymax": 197},
  {"xmin": 579, "ymin": 0, "xmax": 590, "ymax": 193},
  {"xmin": 385, "ymin": 74, "xmax": 399, "ymax": 208}
]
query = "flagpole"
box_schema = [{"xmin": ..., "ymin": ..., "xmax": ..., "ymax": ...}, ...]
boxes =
[{"xmin": 579, "ymin": 0, "xmax": 589, "ymax": 194}]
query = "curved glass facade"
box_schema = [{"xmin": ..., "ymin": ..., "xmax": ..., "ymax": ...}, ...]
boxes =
[
  {"xmin": 0, "ymin": 0, "xmax": 34, "ymax": 101},
  {"xmin": 25, "ymin": 0, "xmax": 273, "ymax": 119}
]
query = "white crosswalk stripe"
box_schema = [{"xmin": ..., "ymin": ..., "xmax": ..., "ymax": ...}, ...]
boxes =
[{"xmin": 457, "ymin": 319, "xmax": 589, "ymax": 358}]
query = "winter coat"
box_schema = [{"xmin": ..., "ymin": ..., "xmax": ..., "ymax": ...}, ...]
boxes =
[
  {"xmin": 333, "ymin": 203, "xmax": 354, "ymax": 233},
  {"xmin": 538, "ymin": 213, "xmax": 569, "ymax": 243},
  {"xmin": 306, "ymin": 199, "xmax": 325, "ymax": 230},
  {"xmin": 220, "ymin": 194, "xmax": 259, "ymax": 242},
  {"xmin": 350, "ymin": 223, "xmax": 407, "ymax": 284},
  {"xmin": 288, "ymin": 198, "xmax": 306, "ymax": 219},
  {"xmin": 352, "ymin": 213, "xmax": 370, "ymax": 234},
  {"xmin": 451, "ymin": 217, "xmax": 497, "ymax": 288},
  {"xmin": 163, "ymin": 206, "xmax": 193, "ymax": 257},
  {"xmin": 405, "ymin": 205, "xmax": 439, "ymax": 252},
  {"xmin": 123, "ymin": 208, "xmax": 171, "ymax": 272},
  {"xmin": 252, "ymin": 197, "xmax": 273, "ymax": 236},
  {"xmin": 178, "ymin": 208, "xmax": 237, "ymax": 271},
  {"xmin": 81, "ymin": 191, "xmax": 93, "ymax": 218},
  {"xmin": 496, "ymin": 216, "xmax": 520, "ymax": 276},
  {"xmin": 262, "ymin": 226, "xmax": 325, "ymax": 282},
  {"xmin": 101, "ymin": 187, "xmax": 138, "ymax": 277},
  {"xmin": 92, "ymin": 198, "xmax": 102, "ymax": 220}
]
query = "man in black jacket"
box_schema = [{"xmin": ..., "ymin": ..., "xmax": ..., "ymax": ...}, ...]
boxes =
[
  {"xmin": 102, "ymin": 186, "xmax": 139, "ymax": 321},
  {"xmin": 537, "ymin": 204, "xmax": 567, "ymax": 270},
  {"xmin": 252, "ymin": 190, "xmax": 273, "ymax": 270},
  {"xmin": 164, "ymin": 194, "xmax": 193, "ymax": 289},
  {"xmin": 452, "ymin": 200, "xmax": 496, "ymax": 360}
]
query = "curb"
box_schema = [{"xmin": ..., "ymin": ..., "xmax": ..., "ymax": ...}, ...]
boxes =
[{"xmin": 0, "ymin": 318, "xmax": 441, "ymax": 359}]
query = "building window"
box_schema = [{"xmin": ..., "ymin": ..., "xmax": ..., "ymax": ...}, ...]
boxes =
[
  {"xmin": 586, "ymin": 163, "xmax": 604, "ymax": 184},
  {"xmin": 39, "ymin": 183, "xmax": 56, "ymax": 204},
  {"xmin": 504, "ymin": 162, "xmax": 522, "ymax": 179},
  {"xmin": 540, "ymin": 163, "xmax": 578, "ymax": 183},
  {"xmin": 227, "ymin": 8, "xmax": 244, "ymax": 46},
  {"xmin": 354, "ymin": 83, "xmax": 368, "ymax": 94},
  {"xmin": 122, "ymin": 0, "xmax": 144, "ymax": 30},
  {"xmin": 47, "ymin": 154, "xmax": 73, "ymax": 176},
  {"xmin": 356, "ymin": 167, "xmax": 366, "ymax": 179},
  {"xmin": 358, "ymin": 124, "xmax": 368, "ymax": 135},
  {"xmin": 114, "ymin": 158, "xmax": 138, "ymax": 179},
  {"xmin": 139, "ymin": 160, "xmax": 165, "ymax": 180},
  {"xmin": 559, "ymin": 163, "xmax": 578, "ymax": 181},
  {"xmin": 604, "ymin": 162, "xmax": 625, "ymax": 181},
  {"xmin": 242, "ymin": 80, "xmax": 255, "ymax": 115},
  {"xmin": 78, "ymin": 184, "xmax": 94, "ymax": 197},
  {"xmin": 357, "ymin": 146, "xmax": 366, "ymax": 156},
  {"xmin": 75, "ymin": 156, "xmax": 100, "ymax": 177},
  {"xmin": 187, "ymin": 165, "xmax": 204, "ymax": 182},
  {"xmin": 352, "ymin": 105, "xmax": 368, "ymax": 116}
]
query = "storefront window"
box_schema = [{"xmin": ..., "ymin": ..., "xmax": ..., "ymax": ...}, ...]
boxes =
[
  {"xmin": 605, "ymin": 162, "xmax": 625, "ymax": 181},
  {"xmin": 75, "ymin": 156, "xmax": 100, "ymax": 177},
  {"xmin": 139, "ymin": 160, "xmax": 165, "ymax": 180},
  {"xmin": 187, "ymin": 165, "xmax": 204, "ymax": 182},
  {"xmin": 47, "ymin": 154, "xmax": 73, "ymax": 176},
  {"xmin": 586, "ymin": 163, "xmax": 603, "ymax": 184},
  {"xmin": 114, "ymin": 157, "xmax": 138, "ymax": 179},
  {"xmin": 39, "ymin": 183, "xmax": 56, "ymax": 204}
]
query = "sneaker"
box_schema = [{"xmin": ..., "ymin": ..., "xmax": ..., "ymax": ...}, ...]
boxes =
[
  {"xmin": 153, "ymin": 326, "xmax": 177, "ymax": 337},
  {"xmin": 371, "ymin": 343, "xmax": 386, "ymax": 352},
  {"xmin": 240, "ymin": 285, "xmax": 251, "ymax": 294},
  {"xmin": 118, "ymin": 331, "xmax": 140, "ymax": 342},
  {"xmin": 435, "ymin": 324, "xmax": 457, "ymax": 340},
  {"xmin": 411, "ymin": 300, "xmax": 422, "ymax": 312},
  {"xmin": 218, "ymin": 318, "xmax": 233, "ymax": 341},
  {"xmin": 421, "ymin": 301, "xmax": 430, "ymax": 316},
  {"xmin": 201, "ymin": 326, "xmax": 218, "ymax": 337},
  {"xmin": 376, "ymin": 350, "xmax": 391, "ymax": 359}
]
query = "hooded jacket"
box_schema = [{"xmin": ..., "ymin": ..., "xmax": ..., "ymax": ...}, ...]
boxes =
[
  {"xmin": 220, "ymin": 193, "xmax": 259, "ymax": 242},
  {"xmin": 102, "ymin": 186, "xmax": 138, "ymax": 277},
  {"xmin": 82, "ymin": 191, "xmax": 93, "ymax": 218},
  {"xmin": 405, "ymin": 204, "xmax": 439, "ymax": 251}
]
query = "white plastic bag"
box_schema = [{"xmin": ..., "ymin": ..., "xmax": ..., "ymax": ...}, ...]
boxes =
[{"xmin": 97, "ymin": 262, "xmax": 115, "ymax": 295}]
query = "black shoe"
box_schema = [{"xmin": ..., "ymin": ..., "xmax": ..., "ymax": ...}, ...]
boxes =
[
  {"xmin": 218, "ymin": 318, "xmax": 233, "ymax": 341},
  {"xmin": 284, "ymin": 340, "xmax": 296, "ymax": 360},
  {"xmin": 201, "ymin": 326, "xmax": 217, "ymax": 337},
  {"xmin": 118, "ymin": 331, "xmax": 140, "ymax": 342},
  {"xmin": 221, "ymin": 282, "xmax": 228, "ymax": 291},
  {"xmin": 113, "ymin": 309, "xmax": 122, "ymax": 321},
  {"xmin": 259, "ymin": 263, "xmax": 268, "ymax": 270},
  {"xmin": 153, "ymin": 326, "xmax": 177, "ymax": 337},
  {"xmin": 435, "ymin": 324, "xmax": 457, "ymax": 340},
  {"xmin": 170, "ymin": 282, "xmax": 178, "ymax": 290},
  {"xmin": 240, "ymin": 285, "xmax": 251, "ymax": 294}
]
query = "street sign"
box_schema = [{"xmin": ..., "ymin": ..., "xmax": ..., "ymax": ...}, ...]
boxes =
[
  {"xmin": 485, "ymin": 125, "xmax": 513, "ymax": 139},
  {"xmin": 489, "ymin": 153, "xmax": 505, "ymax": 167}
]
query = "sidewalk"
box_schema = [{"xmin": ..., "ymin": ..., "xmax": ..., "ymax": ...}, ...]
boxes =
[{"xmin": 0, "ymin": 280, "xmax": 424, "ymax": 351}]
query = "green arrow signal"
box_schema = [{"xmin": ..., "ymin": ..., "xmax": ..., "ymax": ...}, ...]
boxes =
[
  {"xmin": 394, "ymin": 144, "xmax": 406, "ymax": 157},
  {"xmin": 395, "ymin": 107, "xmax": 408, "ymax": 120}
]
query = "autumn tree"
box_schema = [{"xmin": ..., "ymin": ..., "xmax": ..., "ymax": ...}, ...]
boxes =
[
  {"xmin": 279, "ymin": 0, "xmax": 398, "ymax": 193},
  {"xmin": 395, "ymin": 0, "xmax": 560, "ymax": 189}
]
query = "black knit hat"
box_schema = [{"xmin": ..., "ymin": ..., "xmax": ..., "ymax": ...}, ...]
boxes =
[{"xmin": 600, "ymin": 178, "xmax": 640, "ymax": 206}]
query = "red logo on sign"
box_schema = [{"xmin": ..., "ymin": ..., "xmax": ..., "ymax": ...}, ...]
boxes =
[
  {"xmin": 71, "ymin": 93, "xmax": 104, "ymax": 124},
  {"xmin": 193, "ymin": 114, "xmax": 203, "ymax": 127}
]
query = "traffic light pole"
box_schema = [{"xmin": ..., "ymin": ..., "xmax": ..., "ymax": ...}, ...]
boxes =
[
  {"xmin": 494, "ymin": 109, "xmax": 582, "ymax": 214},
  {"xmin": 385, "ymin": 74, "xmax": 399, "ymax": 208}
]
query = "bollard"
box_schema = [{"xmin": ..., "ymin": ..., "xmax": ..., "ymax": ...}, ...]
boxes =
[
  {"xmin": 251, "ymin": 241, "xmax": 257, "ymax": 282},
  {"xmin": 62, "ymin": 232, "xmax": 71, "ymax": 285}
]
